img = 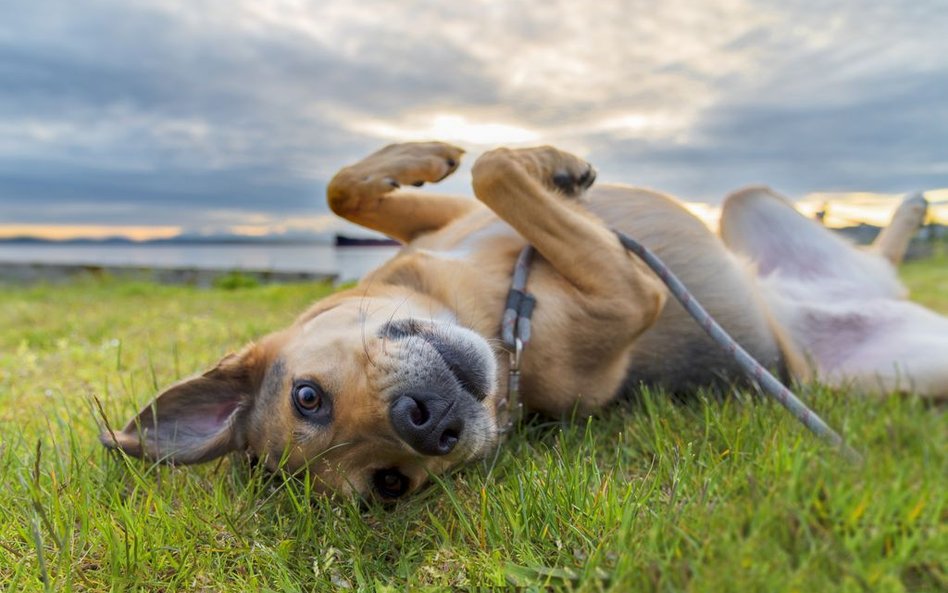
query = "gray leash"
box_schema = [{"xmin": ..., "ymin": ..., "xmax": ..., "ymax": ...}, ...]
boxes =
[{"xmin": 500, "ymin": 234, "xmax": 863, "ymax": 465}]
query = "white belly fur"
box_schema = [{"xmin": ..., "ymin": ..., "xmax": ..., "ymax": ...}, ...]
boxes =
[{"xmin": 418, "ymin": 219, "xmax": 520, "ymax": 261}]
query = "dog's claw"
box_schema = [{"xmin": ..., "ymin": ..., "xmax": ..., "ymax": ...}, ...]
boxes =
[
  {"xmin": 552, "ymin": 171, "xmax": 573, "ymax": 192},
  {"xmin": 579, "ymin": 167, "xmax": 596, "ymax": 189},
  {"xmin": 385, "ymin": 177, "xmax": 400, "ymax": 189},
  {"xmin": 551, "ymin": 165, "xmax": 596, "ymax": 197},
  {"xmin": 411, "ymin": 180, "xmax": 425, "ymax": 187}
]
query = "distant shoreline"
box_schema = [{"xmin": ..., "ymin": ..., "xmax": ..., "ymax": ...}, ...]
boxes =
[
  {"xmin": 0, "ymin": 242, "xmax": 398, "ymax": 284},
  {"xmin": 0, "ymin": 232, "xmax": 406, "ymax": 247},
  {"xmin": 0, "ymin": 261, "xmax": 337, "ymax": 286},
  {"xmin": 0, "ymin": 236, "xmax": 334, "ymax": 246}
]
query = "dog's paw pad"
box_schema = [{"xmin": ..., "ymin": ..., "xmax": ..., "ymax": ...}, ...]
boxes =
[
  {"xmin": 552, "ymin": 165, "xmax": 597, "ymax": 197},
  {"xmin": 342, "ymin": 142, "xmax": 465, "ymax": 196}
]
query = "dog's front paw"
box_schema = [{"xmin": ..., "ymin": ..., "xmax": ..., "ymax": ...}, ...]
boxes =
[
  {"xmin": 332, "ymin": 141, "xmax": 464, "ymax": 197},
  {"xmin": 328, "ymin": 142, "xmax": 463, "ymax": 216},
  {"xmin": 472, "ymin": 146, "xmax": 596, "ymax": 199}
]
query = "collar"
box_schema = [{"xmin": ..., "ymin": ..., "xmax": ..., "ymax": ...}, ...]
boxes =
[{"xmin": 498, "ymin": 245, "xmax": 536, "ymax": 432}]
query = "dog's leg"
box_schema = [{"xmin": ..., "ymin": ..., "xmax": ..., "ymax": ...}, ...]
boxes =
[
  {"xmin": 472, "ymin": 146, "xmax": 665, "ymax": 299},
  {"xmin": 871, "ymin": 192, "xmax": 929, "ymax": 266},
  {"xmin": 472, "ymin": 146, "xmax": 667, "ymax": 333},
  {"xmin": 721, "ymin": 187, "xmax": 948, "ymax": 399},
  {"xmin": 327, "ymin": 142, "xmax": 479, "ymax": 243},
  {"xmin": 720, "ymin": 186, "xmax": 906, "ymax": 298}
]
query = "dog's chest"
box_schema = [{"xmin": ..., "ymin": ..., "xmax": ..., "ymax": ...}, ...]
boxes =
[
  {"xmin": 375, "ymin": 212, "xmax": 529, "ymax": 337},
  {"xmin": 416, "ymin": 217, "xmax": 521, "ymax": 261}
]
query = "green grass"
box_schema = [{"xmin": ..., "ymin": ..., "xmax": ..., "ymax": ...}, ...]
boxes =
[
  {"xmin": 1, "ymin": 261, "xmax": 946, "ymax": 592},
  {"xmin": 901, "ymin": 244, "xmax": 948, "ymax": 314}
]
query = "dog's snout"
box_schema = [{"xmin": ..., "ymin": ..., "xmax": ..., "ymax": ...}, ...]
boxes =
[{"xmin": 390, "ymin": 392, "xmax": 463, "ymax": 456}]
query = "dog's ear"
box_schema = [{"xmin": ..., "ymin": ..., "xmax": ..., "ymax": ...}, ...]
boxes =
[{"xmin": 101, "ymin": 343, "xmax": 269, "ymax": 464}]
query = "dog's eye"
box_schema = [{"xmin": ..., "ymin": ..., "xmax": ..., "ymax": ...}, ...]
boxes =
[
  {"xmin": 373, "ymin": 468, "xmax": 410, "ymax": 499},
  {"xmin": 291, "ymin": 381, "xmax": 331, "ymax": 423},
  {"xmin": 295, "ymin": 384, "xmax": 322, "ymax": 410}
]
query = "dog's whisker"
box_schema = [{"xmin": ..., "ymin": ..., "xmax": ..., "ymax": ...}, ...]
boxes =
[{"xmin": 357, "ymin": 289, "xmax": 379, "ymax": 369}]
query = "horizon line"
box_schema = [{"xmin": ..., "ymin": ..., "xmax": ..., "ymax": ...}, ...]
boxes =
[{"xmin": 2, "ymin": 191, "xmax": 946, "ymax": 240}]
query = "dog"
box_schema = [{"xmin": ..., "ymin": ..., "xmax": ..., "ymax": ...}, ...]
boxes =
[{"xmin": 102, "ymin": 142, "xmax": 948, "ymax": 499}]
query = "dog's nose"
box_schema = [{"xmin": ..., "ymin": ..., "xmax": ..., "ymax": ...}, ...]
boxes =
[{"xmin": 390, "ymin": 392, "xmax": 464, "ymax": 456}]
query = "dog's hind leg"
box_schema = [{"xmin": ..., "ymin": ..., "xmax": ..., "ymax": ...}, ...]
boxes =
[
  {"xmin": 720, "ymin": 186, "xmax": 948, "ymax": 399},
  {"xmin": 328, "ymin": 142, "xmax": 479, "ymax": 243},
  {"xmin": 720, "ymin": 186, "xmax": 905, "ymax": 299},
  {"xmin": 871, "ymin": 192, "xmax": 929, "ymax": 266}
]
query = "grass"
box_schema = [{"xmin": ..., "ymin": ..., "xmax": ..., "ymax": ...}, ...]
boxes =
[{"xmin": 0, "ymin": 254, "xmax": 946, "ymax": 592}]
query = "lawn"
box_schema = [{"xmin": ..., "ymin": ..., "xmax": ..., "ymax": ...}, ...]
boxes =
[{"xmin": 1, "ymin": 252, "xmax": 945, "ymax": 592}]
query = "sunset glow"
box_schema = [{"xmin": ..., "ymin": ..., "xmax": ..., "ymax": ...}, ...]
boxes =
[
  {"xmin": 353, "ymin": 113, "xmax": 541, "ymax": 146},
  {"xmin": 0, "ymin": 225, "xmax": 182, "ymax": 241}
]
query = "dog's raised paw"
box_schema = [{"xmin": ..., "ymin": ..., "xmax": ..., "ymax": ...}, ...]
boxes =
[
  {"xmin": 334, "ymin": 141, "xmax": 465, "ymax": 200},
  {"xmin": 368, "ymin": 141, "xmax": 464, "ymax": 189},
  {"xmin": 473, "ymin": 145, "xmax": 596, "ymax": 199}
]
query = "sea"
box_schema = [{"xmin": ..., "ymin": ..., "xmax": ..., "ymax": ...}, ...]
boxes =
[{"xmin": 0, "ymin": 243, "xmax": 401, "ymax": 283}]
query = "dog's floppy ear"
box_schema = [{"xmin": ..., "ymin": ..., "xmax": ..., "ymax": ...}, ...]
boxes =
[{"xmin": 101, "ymin": 343, "xmax": 269, "ymax": 464}]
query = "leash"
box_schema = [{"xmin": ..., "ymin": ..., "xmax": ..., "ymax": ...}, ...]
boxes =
[{"xmin": 498, "ymin": 233, "xmax": 863, "ymax": 465}]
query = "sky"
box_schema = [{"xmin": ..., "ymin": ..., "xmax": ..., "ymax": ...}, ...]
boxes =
[{"xmin": 1, "ymin": 0, "xmax": 947, "ymax": 239}]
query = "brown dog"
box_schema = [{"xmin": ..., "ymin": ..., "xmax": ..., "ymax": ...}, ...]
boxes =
[{"xmin": 102, "ymin": 142, "xmax": 947, "ymax": 499}]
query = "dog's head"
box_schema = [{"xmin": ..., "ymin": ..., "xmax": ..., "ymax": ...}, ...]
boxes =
[{"xmin": 102, "ymin": 286, "xmax": 502, "ymax": 500}]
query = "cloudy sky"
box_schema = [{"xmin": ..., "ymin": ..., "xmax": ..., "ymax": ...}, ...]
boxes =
[{"xmin": 2, "ymin": 0, "xmax": 947, "ymax": 238}]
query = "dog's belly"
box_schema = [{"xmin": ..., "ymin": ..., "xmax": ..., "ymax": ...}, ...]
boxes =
[{"xmin": 760, "ymin": 276, "xmax": 948, "ymax": 398}]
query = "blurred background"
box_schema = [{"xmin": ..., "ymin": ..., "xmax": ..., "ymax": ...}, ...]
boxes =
[{"xmin": 1, "ymin": 0, "xmax": 946, "ymax": 282}]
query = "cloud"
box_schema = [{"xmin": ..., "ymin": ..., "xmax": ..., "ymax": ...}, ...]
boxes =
[{"xmin": 0, "ymin": 0, "xmax": 946, "ymax": 231}]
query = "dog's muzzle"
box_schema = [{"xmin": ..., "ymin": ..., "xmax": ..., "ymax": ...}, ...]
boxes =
[{"xmin": 379, "ymin": 318, "xmax": 497, "ymax": 456}]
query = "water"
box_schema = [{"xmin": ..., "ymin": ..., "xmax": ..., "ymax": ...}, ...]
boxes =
[{"xmin": 0, "ymin": 243, "xmax": 400, "ymax": 282}]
